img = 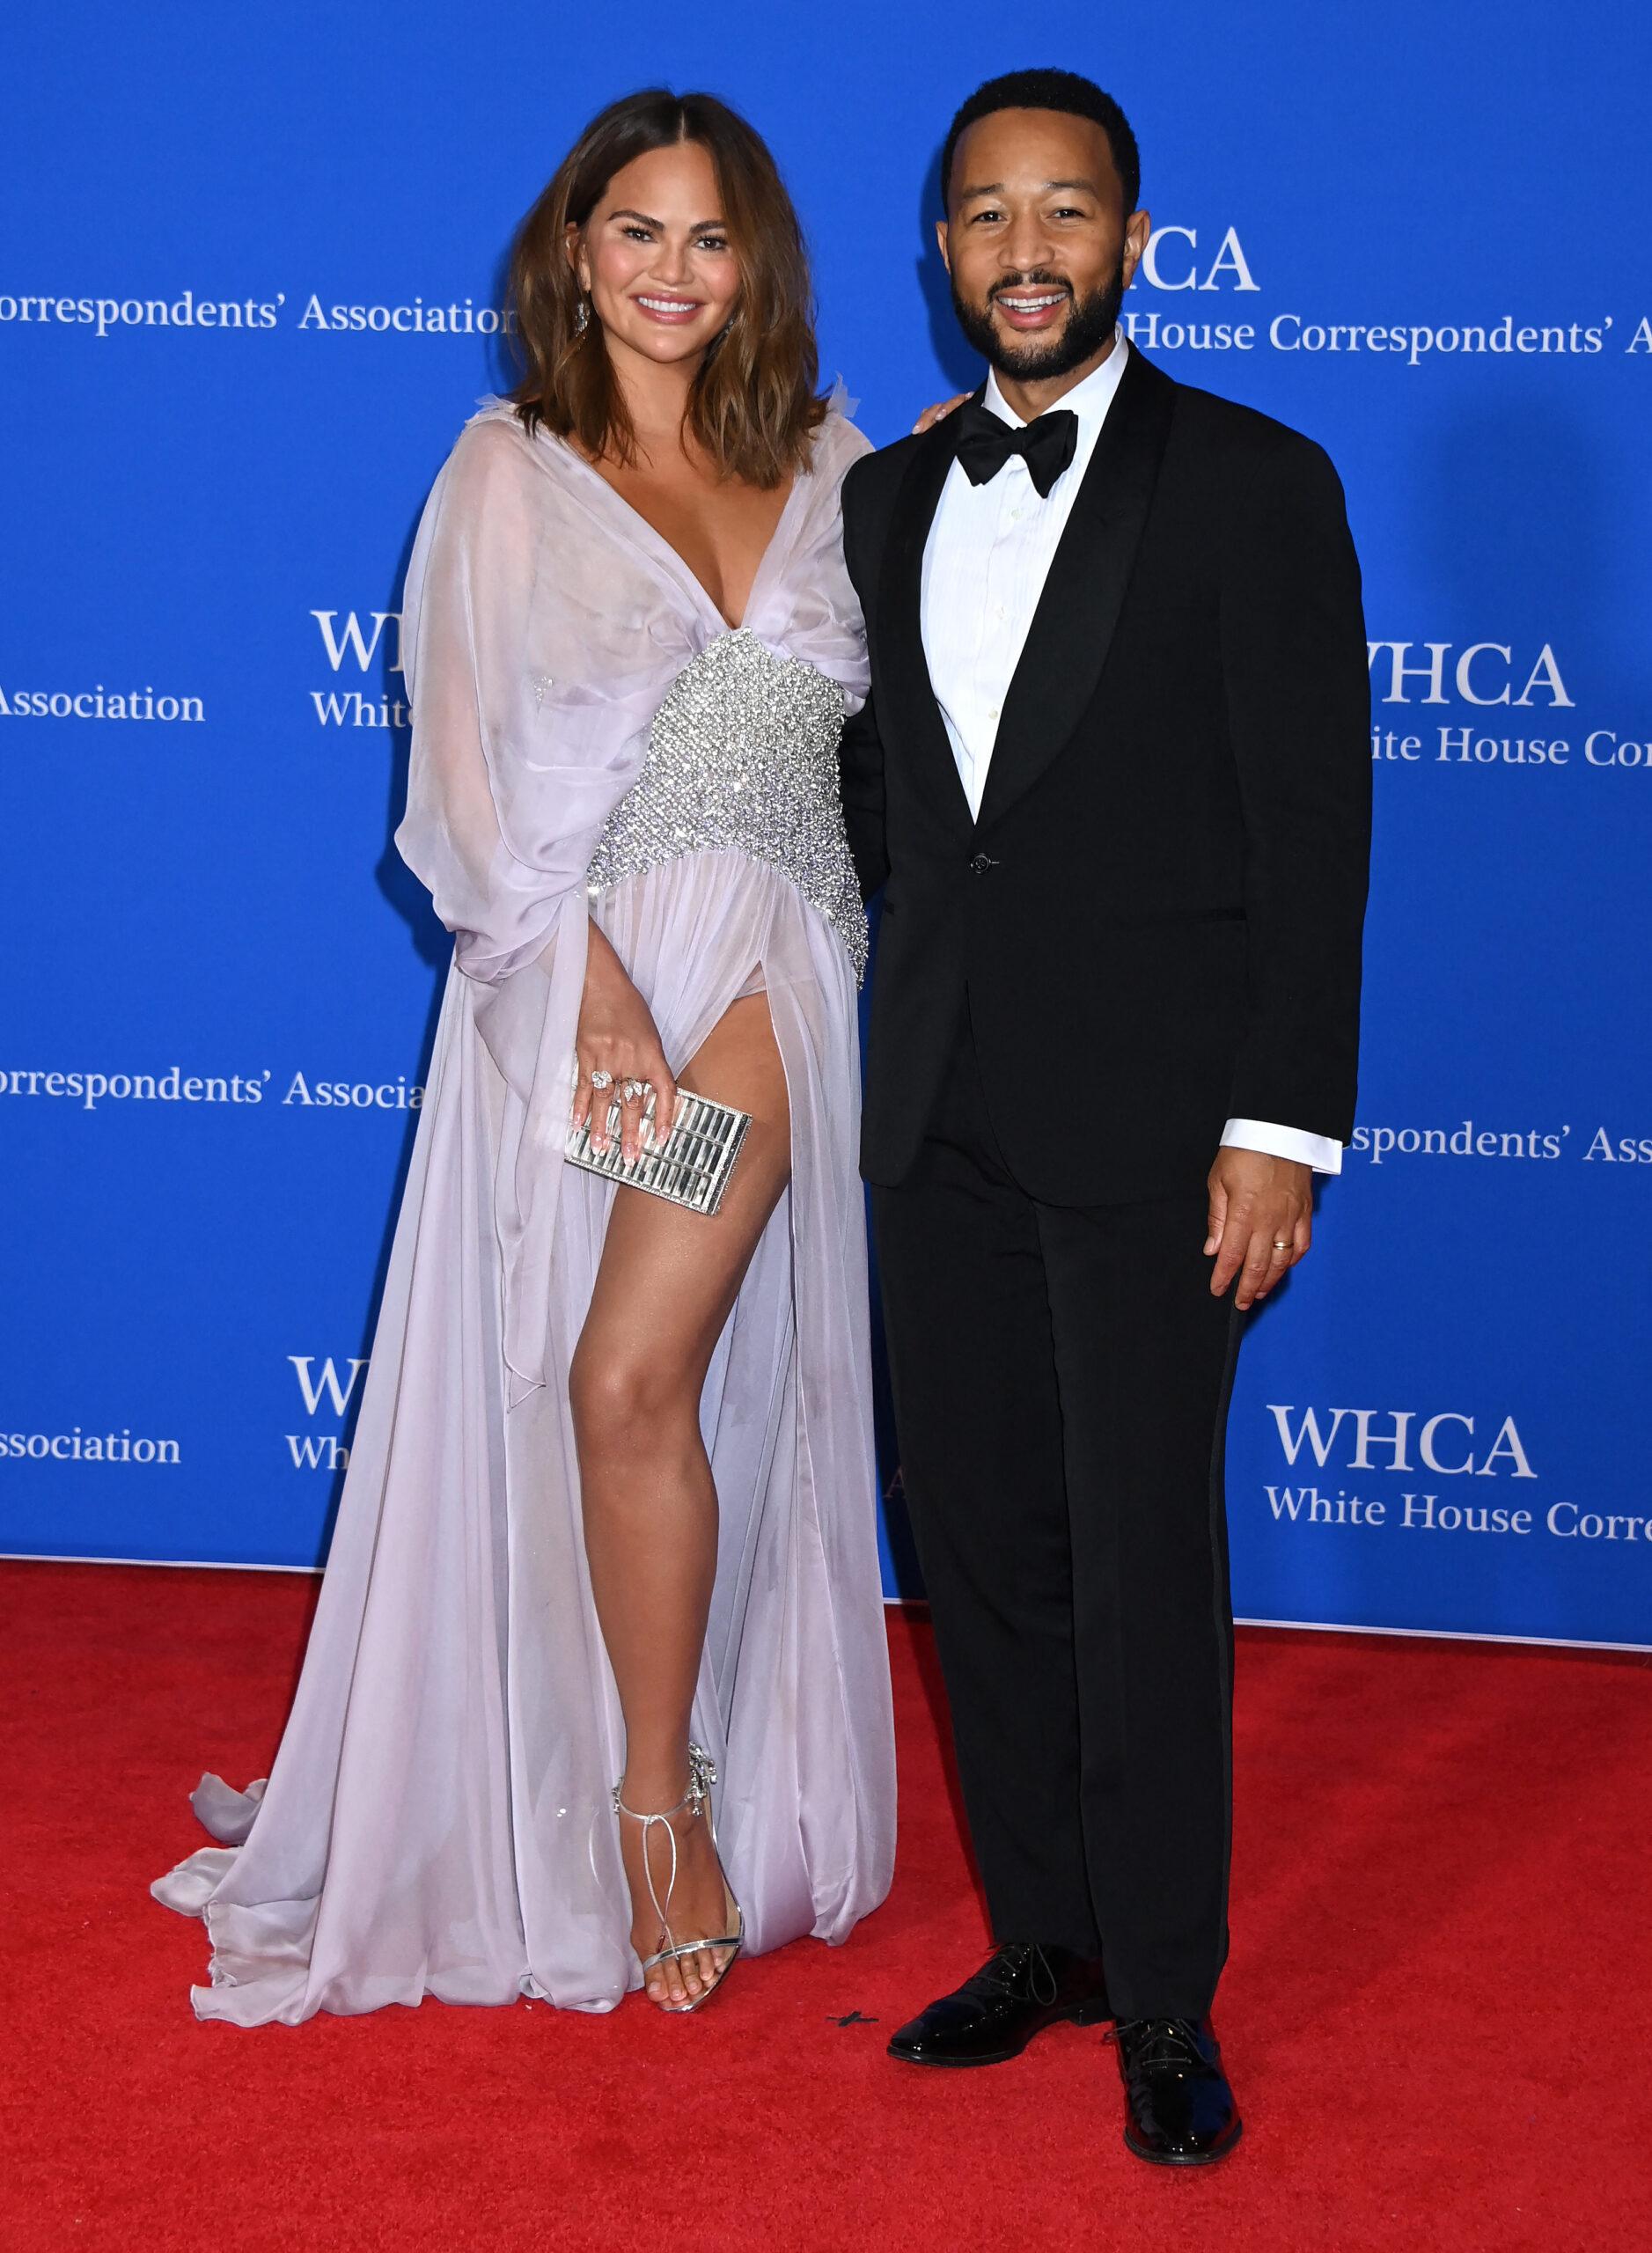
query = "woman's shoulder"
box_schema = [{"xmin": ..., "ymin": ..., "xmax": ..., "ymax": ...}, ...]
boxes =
[
  {"xmin": 806, "ymin": 387, "xmax": 870, "ymax": 457},
  {"xmin": 440, "ymin": 399, "xmax": 546, "ymax": 488},
  {"xmin": 455, "ymin": 394, "xmax": 606, "ymax": 480},
  {"xmin": 807, "ymin": 392, "xmax": 874, "ymax": 480},
  {"xmin": 430, "ymin": 400, "xmax": 600, "ymax": 542}
]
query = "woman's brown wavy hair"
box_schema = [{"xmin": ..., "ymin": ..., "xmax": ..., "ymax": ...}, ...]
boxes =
[{"xmin": 507, "ymin": 89, "xmax": 826, "ymax": 488}]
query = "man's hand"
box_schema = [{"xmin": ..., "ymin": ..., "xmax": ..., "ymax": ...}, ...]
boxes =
[{"xmin": 1205, "ymin": 1149, "xmax": 1312, "ymax": 1310}]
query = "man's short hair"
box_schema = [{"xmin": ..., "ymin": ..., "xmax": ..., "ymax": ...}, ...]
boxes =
[{"xmin": 940, "ymin": 69, "xmax": 1141, "ymax": 217}]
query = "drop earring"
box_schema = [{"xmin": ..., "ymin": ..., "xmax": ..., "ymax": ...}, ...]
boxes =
[{"xmin": 575, "ymin": 294, "xmax": 590, "ymax": 334}]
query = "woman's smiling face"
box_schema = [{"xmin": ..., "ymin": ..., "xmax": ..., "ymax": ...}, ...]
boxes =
[{"xmin": 571, "ymin": 139, "xmax": 741, "ymax": 374}]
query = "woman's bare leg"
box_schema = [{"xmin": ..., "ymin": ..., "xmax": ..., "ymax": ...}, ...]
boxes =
[{"xmin": 569, "ymin": 993, "xmax": 790, "ymax": 2007}]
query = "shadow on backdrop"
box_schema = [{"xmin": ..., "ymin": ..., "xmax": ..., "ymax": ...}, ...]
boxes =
[{"xmin": 915, "ymin": 140, "xmax": 982, "ymax": 402}]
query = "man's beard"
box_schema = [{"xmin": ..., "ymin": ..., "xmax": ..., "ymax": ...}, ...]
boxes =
[{"xmin": 951, "ymin": 258, "xmax": 1127, "ymax": 383}]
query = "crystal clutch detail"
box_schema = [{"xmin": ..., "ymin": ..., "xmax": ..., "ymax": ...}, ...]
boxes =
[{"xmin": 565, "ymin": 1087, "xmax": 751, "ymax": 1217}]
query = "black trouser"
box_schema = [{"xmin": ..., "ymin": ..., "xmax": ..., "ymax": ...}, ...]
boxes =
[{"xmin": 871, "ymin": 1017, "xmax": 1243, "ymax": 2022}]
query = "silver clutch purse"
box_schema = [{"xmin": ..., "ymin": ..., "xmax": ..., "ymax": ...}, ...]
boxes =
[{"xmin": 565, "ymin": 1087, "xmax": 752, "ymax": 1217}]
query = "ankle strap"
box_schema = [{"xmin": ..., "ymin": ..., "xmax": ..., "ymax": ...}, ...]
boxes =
[
  {"xmin": 611, "ymin": 1743, "xmax": 719, "ymax": 1947},
  {"xmin": 611, "ymin": 1741, "xmax": 716, "ymax": 1826}
]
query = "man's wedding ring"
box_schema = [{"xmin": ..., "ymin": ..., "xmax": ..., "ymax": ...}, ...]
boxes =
[
  {"xmin": 588, "ymin": 1068, "xmax": 613, "ymax": 1090},
  {"xmin": 1272, "ymin": 1239, "xmax": 1291, "ymax": 1251}
]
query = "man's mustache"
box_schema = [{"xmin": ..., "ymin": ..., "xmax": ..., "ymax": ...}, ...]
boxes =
[{"xmin": 988, "ymin": 273, "xmax": 1073, "ymax": 302}]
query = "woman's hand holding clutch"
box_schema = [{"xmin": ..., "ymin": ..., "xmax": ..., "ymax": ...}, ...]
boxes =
[{"xmin": 573, "ymin": 921, "xmax": 679, "ymax": 1164}]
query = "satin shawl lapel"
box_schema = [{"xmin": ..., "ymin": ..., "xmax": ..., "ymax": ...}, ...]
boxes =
[
  {"xmin": 875, "ymin": 397, "xmax": 979, "ymax": 834},
  {"xmin": 975, "ymin": 349, "xmax": 1176, "ymax": 833}
]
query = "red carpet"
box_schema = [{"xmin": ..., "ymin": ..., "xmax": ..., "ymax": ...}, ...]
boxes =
[{"xmin": 3, "ymin": 1560, "xmax": 1648, "ymax": 2251}]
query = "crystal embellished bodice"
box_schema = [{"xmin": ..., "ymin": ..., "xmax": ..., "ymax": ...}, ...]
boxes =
[{"xmin": 584, "ymin": 628, "xmax": 868, "ymax": 981}]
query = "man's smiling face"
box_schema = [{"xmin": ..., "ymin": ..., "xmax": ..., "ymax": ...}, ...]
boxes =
[{"xmin": 939, "ymin": 106, "xmax": 1150, "ymax": 386}]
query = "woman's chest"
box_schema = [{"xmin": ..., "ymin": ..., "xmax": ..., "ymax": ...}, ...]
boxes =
[{"xmin": 600, "ymin": 465, "xmax": 791, "ymax": 628}]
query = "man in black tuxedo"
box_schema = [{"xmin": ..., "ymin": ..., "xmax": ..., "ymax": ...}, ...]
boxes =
[{"xmin": 838, "ymin": 69, "xmax": 1370, "ymax": 2164}]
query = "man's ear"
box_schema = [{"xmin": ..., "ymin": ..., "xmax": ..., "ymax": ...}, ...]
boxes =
[
  {"xmin": 934, "ymin": 216, "xmax": 951, "ymax": 276},
  {"xmin": 1121, "ymin": 207, "xmax": 1151, "ymax": 289}
]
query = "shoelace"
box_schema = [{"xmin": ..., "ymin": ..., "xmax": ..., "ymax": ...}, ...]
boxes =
[
  {"xmin": 1108, "ymin": 2016, "xmax": 1207, "ymax": 2073},
  {"xmin": 969, "ymin": 1943, "xmax": 1060, "ymax": 2007}
]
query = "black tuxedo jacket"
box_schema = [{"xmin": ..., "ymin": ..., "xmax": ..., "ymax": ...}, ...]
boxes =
[{"xmin": 838, "ymin": 346, "xmax": 1372, "ymax": 1202}]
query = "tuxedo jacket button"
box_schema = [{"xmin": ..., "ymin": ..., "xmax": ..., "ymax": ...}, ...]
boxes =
[{"xmin": 969, "ymin": 851, "xmax": 999, "ymax": 876}]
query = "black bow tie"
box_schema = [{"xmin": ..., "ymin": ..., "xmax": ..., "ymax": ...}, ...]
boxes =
[{"xmin": 954, "ymin": 399, "xmax": 1079, "ymax": 499}]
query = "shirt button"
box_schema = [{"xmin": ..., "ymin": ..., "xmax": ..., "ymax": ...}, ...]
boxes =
[{"xmin": 988, "ymin": 705, "xmax": 1001, "ymax": 722}]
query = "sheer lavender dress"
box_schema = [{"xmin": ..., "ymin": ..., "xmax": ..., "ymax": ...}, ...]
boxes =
[{"xmin": 151, "ymin": 402, "xmax": 897, "ymax": 2022}]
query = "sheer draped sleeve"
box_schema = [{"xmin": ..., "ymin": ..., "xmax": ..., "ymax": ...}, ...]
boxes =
[
  {"xmin": 395, "ymin": 417, "xmax": 635, "ymax": 985},
  {"xmin": 764, "ymin": 412, "xmax": 872, "ymax": 715},
  {"xmin": 395, "ymin": 413, "xmax": 656, "ymax": 1402}
]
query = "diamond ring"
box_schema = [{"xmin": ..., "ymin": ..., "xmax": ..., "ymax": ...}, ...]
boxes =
[
  {"xmin": 620, "ymin": 1078, "xmax": 649, "ymax": 1102},
  {"xmin": 588, "ymin": 1068, "xmax": 613, "ymax": 1090}
]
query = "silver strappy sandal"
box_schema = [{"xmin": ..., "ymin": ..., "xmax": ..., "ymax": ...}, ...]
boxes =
[{"xmin": 612, "ymin": 1742, "xmax": 745, "ymax": 2014}]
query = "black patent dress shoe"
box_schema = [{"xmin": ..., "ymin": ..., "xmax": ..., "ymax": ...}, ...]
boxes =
[
  {"xmin": 1112, "ymin": 2016, "xmax": 1243, "ymax": 2166},
  {"xmin": 887, "ymin": 1943, "xmax": 1111, "ymax": 2067}
]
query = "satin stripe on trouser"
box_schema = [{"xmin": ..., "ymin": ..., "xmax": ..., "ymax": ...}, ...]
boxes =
[{"xmin": 871, "ymin": 1016, "xmax": 1242, "ymax": 2021}]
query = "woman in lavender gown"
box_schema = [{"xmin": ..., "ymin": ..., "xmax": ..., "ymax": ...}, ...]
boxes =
[{"xmin": 154, "ymin": 90, "xmax": 896, "ymax": 2021}]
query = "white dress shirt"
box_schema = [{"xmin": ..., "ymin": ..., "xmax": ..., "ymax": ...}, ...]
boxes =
[{"xmin": 918, "ymin": 336, "xmax": 1342, "ymax": 1176}]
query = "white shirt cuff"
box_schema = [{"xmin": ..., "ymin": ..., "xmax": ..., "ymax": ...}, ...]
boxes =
[{"xmin": 1221, "ymin": 1119, "xmax": 1343, "ymax": 1175}]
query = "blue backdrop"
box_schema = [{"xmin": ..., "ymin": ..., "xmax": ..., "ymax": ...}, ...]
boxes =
[{"xmin": 4, "ymin": 3, "xmax": 1649, "ymax": 1648}]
